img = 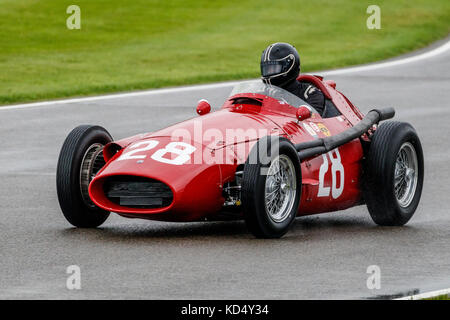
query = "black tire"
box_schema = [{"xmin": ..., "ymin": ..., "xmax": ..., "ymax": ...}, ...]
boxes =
[
  {"xmin": 363, "ymin": 121, "xmax": 424, "ymax": 226},
  {"xmin": 242, "ymin": 136, "xmax": 302, "ymax": 238},
  {"xmin": 56, "ymin": 125, "xmax": 112, "ymax": 228}
]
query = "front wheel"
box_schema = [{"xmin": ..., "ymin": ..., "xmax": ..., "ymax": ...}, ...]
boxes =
[
  {"xmin": 56, "ymin": 125, "xmax": 112, "ymax": 228},
  {"xmin": 363, "ymin": 121, "xmax": 424, "ymax": 226},
  {"xmin": 241, "ymin": 136, "xmax": 302, "ymax": 238}
]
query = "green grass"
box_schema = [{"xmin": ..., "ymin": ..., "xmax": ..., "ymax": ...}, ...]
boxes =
[
  {"xmin": 0, "ymin": 0, "xmax": 449, "ymax": 105},
  {"xmin": 424, "ymin": 294, "xmax": 449, "ymax": 300}
]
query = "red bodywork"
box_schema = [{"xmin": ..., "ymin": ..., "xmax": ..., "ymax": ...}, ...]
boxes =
[{"xmin": 89, "ymin": 75, "xmax": 366, "ymax": 222}]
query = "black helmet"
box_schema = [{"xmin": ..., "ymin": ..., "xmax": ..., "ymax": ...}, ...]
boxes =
[{"xmin": 260, "ymin": 42, "xmax": 300, "ymax": 87}]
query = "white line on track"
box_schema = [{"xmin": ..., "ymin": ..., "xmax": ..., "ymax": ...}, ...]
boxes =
[
  {"xmin": 1, "ymin": 39, "xmax": 449, "ymax": 111},
  {"xmin": 323, "ymin": 39, "xmax": 450, "ymax": 75},
  {"xmin": 395, "ymin": 287, "xmax": 450, "ymax": 300}
]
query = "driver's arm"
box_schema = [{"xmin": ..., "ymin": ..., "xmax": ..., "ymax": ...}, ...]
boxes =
[{"xmin": 304, "ymin": 85, "xmax": 325, "ymax": 116}]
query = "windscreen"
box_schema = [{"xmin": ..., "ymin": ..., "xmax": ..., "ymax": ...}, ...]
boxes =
[{"xmin": 230, "ymin": 81, "xmax": 317, "ymax": 113}]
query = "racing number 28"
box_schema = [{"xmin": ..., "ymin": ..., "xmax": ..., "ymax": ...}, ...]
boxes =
[
  {"xmin": 117, "ymin": 140, "xmax": 196, "ymax": 165},
  {"xmin": 317, "ymin": 149, "xmax": 344, "ymax": 199}
]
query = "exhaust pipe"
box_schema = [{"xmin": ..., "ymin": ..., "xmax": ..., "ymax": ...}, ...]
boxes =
[{"xmin": 296, "ymin": 108, "xmax": 395, "ymax": 160}]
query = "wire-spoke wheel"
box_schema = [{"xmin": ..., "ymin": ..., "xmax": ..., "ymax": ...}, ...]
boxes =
[
  {"xmin": 394, "ymin": 142, "xmax": 419, "ymax": 208},
  {"xmin": 242, "ymin": 136, "xmax": 301, "ymax": 238},
  {"xmin": 363, "ymin": 121, "xmax": 424, "ymax": 226},
  {"xmin": 57, "ymin": 125, "xmax": 112, "ymax": 228},
  {"xmin": 264, "ymin": 155, "xmax": 297, "ymax": 223},
  {"xmin": 79, "ymin": 143, "xmax": 106, "ymax": 208}
]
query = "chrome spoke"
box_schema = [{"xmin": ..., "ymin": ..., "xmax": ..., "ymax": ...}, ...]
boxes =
[
  {"xmin": 264, "ymin": 155, "xmax": 297, "ymax": 223},
  {"xmin": 394, "ymin": 142, "xmax": 418, "ymax": 208}
]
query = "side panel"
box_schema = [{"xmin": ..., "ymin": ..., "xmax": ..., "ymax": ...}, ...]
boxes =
[
  {"xmin": 298, "ymin": 138, "xmax": 363, "ymax": 215},
  {"xmin": 288, "ymin": 116, "xmax": 363, "ymax": 215}
]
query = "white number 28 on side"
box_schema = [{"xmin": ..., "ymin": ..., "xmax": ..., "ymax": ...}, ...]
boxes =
[
  {"xmin": 117, "ymin": 140, "xmax": 196, "ymax": 165},
  {"xmin": 317, "ymin": 149, "xmax": 344, "ymax": 199}
]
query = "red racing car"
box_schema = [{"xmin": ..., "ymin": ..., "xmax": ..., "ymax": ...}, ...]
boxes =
[{"xmin": 56, "ymin": 75, "xmax": 424, "ymax": 238}]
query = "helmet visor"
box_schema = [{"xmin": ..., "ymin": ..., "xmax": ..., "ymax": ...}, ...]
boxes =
[
  {"xmin": 261, "ymin": 61, "xmax": 284, "ymax": 77},
  {"xmin": 261, "ymin": 54, "xmax": 294, "ymax": 79}
]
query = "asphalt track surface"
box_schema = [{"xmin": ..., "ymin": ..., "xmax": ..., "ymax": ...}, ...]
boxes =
[{"xmin": 0, "ymin": 38, "xmax": 449, "ymax": 299}]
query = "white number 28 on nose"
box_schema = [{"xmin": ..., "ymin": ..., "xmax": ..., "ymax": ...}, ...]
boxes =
[{"xmin": 117, "ymin": 140, "xmax": 196, "ymax": 165}]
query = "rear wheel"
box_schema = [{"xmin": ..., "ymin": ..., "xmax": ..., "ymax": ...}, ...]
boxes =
[
  {"xmin": 242, "ymin": 136, "xmax": 301, "ymax": 238},
  {"xmin": 363, "ymin": 121, "xmax": 424, "ymax": 226},
  {"xmin": 56, "ymin": 125, "xmax": 112, "ymax": 228}
]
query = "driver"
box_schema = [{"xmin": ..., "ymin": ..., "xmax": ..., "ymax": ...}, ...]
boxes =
[{"xmin": 260, "ymin": 42, "xmax": 325, "ymax": 115}]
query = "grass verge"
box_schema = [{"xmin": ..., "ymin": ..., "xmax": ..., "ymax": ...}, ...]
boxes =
[
  {"xmin": 0, "ymin": 0, "xmax": 449, "ymax": 105},
  {"xmin": 424, "ymin": 294, "xmax": 449, "ymax": 300}
]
